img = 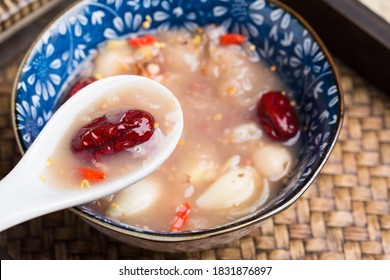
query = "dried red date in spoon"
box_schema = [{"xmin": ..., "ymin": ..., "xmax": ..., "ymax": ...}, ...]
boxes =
[
  {"xmin": 257, "ymin": 91, "xmax": 299, "ymax": 141},
  {"xmin": 72, "ymin": 109, "xmax": 155, "ymax": 157}
]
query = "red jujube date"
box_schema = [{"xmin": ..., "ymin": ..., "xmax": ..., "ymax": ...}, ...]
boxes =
[
  {"xmin": 72, "ymin": 109, "xmax": 155, "ymax": 157},
  {"xmin": 257, "ymin": 91, "xmax": 299, "ymax": 141}
]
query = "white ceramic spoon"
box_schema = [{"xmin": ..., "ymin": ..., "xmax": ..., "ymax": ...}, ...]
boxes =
[{"xmin": 0, "ymin": 75, "xmax": 183, "ymax": 231}]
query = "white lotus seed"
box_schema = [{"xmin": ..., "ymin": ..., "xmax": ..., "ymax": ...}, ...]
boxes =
[
  {"xmin": 253, "ymin": 145, "xmax": 292, "ymax": 181},
  {"xmin": 106, "ymin": 177, "xmax": 161, "ymax": 218}
]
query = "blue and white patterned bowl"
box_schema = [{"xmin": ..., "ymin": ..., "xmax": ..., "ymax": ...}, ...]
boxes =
[{"xmin": 12, "ymin": 0, "xmax": 343, "ymax": 252}]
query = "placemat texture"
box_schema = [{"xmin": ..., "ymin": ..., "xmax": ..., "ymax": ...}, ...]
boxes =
[
  {"xmin": 0, "ymin": 57, "xmax": 389, "ymax": 260},
  {"xmin": 0, "ymin": 0, "xmax": 64, "ymax": 43}
]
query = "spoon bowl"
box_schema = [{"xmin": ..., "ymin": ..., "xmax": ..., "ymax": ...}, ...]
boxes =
[{"xmin": 0, "ymin": 75, "xmax": 183, "ymax": 231}]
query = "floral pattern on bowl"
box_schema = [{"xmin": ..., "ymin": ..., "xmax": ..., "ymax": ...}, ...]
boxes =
[{"xmin": 13, "ymin": 0, "xmax": 343, "ymax": 251}]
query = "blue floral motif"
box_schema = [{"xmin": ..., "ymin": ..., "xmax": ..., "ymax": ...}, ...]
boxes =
[
  {"xmin": 15, "ymin": 95, "xmax": 52, "ymax": 144},
  {"xmin": 212, "ymin": 0, "xmax": 266, "ymax": 37},
  {"xmin": 268, "ymin": 8, "xmax": 294, "ymax": 46},
  {"xmin": 23, "ymin": 34, "xmax": 62, "ymax": 102},
  {"xmin": 151, "ymin": 0, "xmax": 199, "ymax": 31},
  {"xmin": 14, "ymin": 0, "xmax": 343, "ymax": 234}
]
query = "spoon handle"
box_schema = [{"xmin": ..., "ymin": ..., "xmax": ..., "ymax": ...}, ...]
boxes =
[
  {"xmin": 0, "ymin": 151, "xmax": 85, "ymax": 231},
  {"xmin": 0, "ymin": 153, "xmax": 104, "ymax": 232},
  {"xmin": 0, "ymin": 155, "xmax": 64, "ymax": 231}
]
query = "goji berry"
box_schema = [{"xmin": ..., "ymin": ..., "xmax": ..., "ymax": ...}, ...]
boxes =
[
  {"xmin": 128, "ymin": 35, "xmax": 155, "ymax": 47},
  {"xmin": 171, "ymin": 203, "xmax": 191, "ymax": 232},
  {"xmin": 76, "ymin": 167, "xmax": 106, "ymax": 181},
  {"xmin": 220, "ymin": 33, "xmax": 245, "ymax": 45}
]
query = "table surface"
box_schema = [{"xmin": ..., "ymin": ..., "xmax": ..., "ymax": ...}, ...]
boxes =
[{"xmin": 0, "ymin": 1, "xmax": 389, "ymax": 260}]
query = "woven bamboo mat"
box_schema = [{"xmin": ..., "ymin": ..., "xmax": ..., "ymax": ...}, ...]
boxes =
[
  {"xmin": 0, "ymin": 57, "xmax": 389, "ymax": 260},
  {"xmin": 0, "ymin": 0, "xmax": 65, "ymax": 43}
]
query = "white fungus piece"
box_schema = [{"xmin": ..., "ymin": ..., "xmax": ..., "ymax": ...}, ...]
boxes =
[
  {"xmin": 205, "ymin": 28, "xmax": 284, "ymax": 109},
  {"xmin": 196, "ymin": 166, "xmax": 262, "ymax": 209},
  {"xmin": 178, "ymin": 155, "xmax": 219, "ymax": 185},
  {"xmin": 221, "ymin": 154, "xmax": 241, "ymax": 173},
  {"xmin": 204, "ymin": 25, "xmax": 227, "ymax": 44},
  {"xmin": 225, "ymin": 122, "xmax": 263, "ymax": 143},
  {"xmin": 93, "ymin": 40, "xmax": 136, "ymax": 77},
  {"xmin": 106, "ymin": 177, "xmax": 161, "ymax": 219},
  {"xmin": 253, "ymin": 144, "xmax": 292, "ymax": 182},
  {"xmin": 172, "ymin": 139, "xmax": 220, "ymax": 185},
  {"xmin": 160, "ymin": 30, "xmax": 205, "ymax": 73},
  {"xmin": 206, "ymin": 37, "xmax": 260, "ymax": 108}
]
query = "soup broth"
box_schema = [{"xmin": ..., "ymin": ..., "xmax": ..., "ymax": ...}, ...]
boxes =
[{"xmin": 69, "ymin": 26, "xmax": 301, "ymax": 231}]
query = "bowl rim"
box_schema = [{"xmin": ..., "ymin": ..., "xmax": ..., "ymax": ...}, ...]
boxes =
[{"xmin": 11, "ymin": 0, "xmax": 344, "ymax": 243}]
